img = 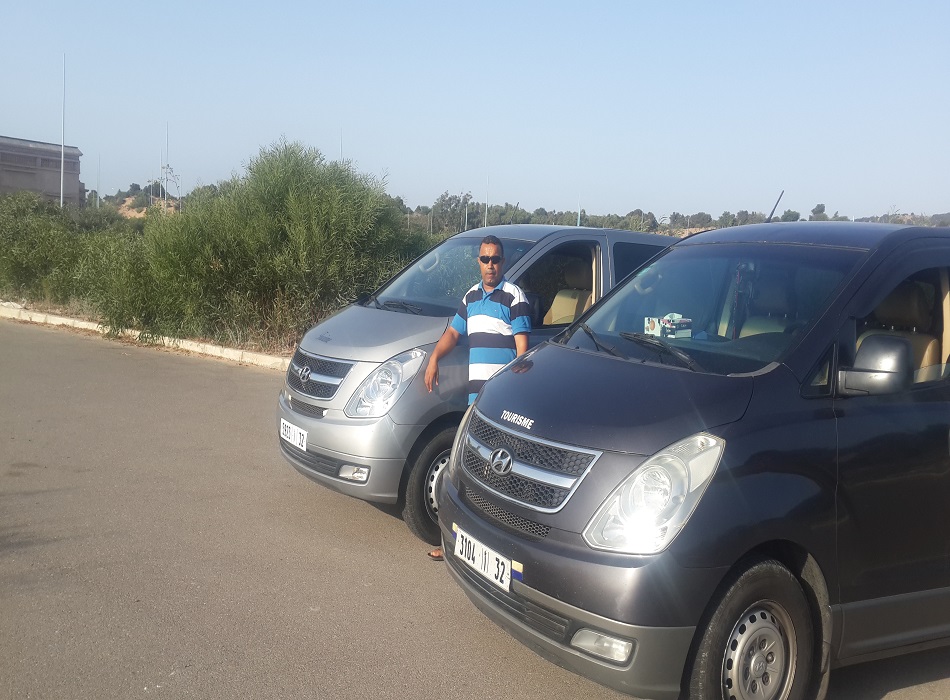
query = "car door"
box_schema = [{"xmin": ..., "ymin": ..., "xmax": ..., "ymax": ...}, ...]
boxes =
[{"xmin": 834, "ymin": 249, "xmax": 950, "ymax": 660}]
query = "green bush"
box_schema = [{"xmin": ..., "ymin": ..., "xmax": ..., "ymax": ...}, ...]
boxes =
[
  {"xmin": 0, "ymin": 140, "xmax": 436, "ymax": 352},
  {"xmin": 0, "ymin": 192, "xmax": 82, "ymax": 303}
]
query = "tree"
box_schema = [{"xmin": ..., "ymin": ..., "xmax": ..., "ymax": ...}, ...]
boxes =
[
  {"xmin": 689, "ymin": 212, "xmax": 712, "ymax": 228},
  {"xmin": 780, "ymin": 209, "xmax": 800, "ymax": 222},
  {"xmin": 809, "ymin": 204, "xmax": 829, "ymax": 221},
  {"xmin": 717, "ymin": 211, "xmax": 735, "ymax": 228},
  {"xmin": 430, "ymin": 191, "xmax": 474, "ymax": 234}
]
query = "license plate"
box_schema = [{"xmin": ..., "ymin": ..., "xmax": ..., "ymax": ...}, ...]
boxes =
[
  {"xmin": 454, "ymin": 526, "xmax": 511, "ymax": 592},
  {"xmin": 280, "ymin": 418, "xmax": 307, "ymax": 451}
]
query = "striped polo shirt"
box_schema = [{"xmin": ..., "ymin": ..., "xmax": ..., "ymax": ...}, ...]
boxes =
[{"xmin": 450, "ymin": 277, "xmax": 531, "ymax": 403}]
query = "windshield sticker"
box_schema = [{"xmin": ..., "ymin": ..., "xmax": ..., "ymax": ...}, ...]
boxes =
[{"xmin": 644, "ymin": 313, "xmax": 692, "ymax": 339}]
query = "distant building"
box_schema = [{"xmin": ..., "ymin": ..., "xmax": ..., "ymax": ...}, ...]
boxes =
[{"xmin": 0, "ymin": 135, "xmax": 85, "ymax": 206}]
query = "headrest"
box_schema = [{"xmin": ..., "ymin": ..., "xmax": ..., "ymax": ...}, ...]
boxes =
[
  {"xmin": 749, "ymin": 278, "xmax": 791, "ymax": 316},
  {"xmin": 564, "ymin": 259, "xmax": 592, "ymax": 289},
  {"xmin": 874, "ymin": 281, "xmax": 932, "ymax": 331}
]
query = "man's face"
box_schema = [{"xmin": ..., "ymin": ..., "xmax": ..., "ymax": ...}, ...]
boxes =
[{"xmin": 478, "ymin": 243, "xmax": 504, "ymax": 289}]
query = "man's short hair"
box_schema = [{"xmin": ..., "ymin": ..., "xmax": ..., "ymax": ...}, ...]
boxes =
[{"xmin": 480, "ymin": 235, "xmax": 504, "ymax": 257}]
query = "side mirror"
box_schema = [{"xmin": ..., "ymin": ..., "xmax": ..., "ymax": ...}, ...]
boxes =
[
  {"xmin": 353, "ymin": 292, "xmax": 370, "ymax": 305},
  {"xmin": 838, "ymin": 335, "xmax": 913, "ymax": 396}
]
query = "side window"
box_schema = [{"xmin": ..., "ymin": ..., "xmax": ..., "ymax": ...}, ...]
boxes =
[
  {"xmin": 515, "ymin": 242, "xmax": 596, "ymax": 328},
  {"xmin": 855, "ymin": 268, "xmax": 947, "ymax": 384},
  {"xmin": 613, "ymin": 242, "xmax": 661, "ymax": 283}
]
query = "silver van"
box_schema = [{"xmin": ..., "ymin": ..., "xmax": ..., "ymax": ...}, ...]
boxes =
[{"xmin": 277, "ymin": 224, "xmax": 670, "ymax": 542}]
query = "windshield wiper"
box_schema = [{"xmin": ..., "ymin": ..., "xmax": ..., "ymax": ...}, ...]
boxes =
[
  {"xmin": 578, "ymin": 323, "xmax": 628, "ymax": 359},
  {"xmin": 619, "ymin": 331, "xmax": 701, "ymax": 371},
  {"xmin": 382, "ymin": 300, "xmax": 422, "ymax": 315}
]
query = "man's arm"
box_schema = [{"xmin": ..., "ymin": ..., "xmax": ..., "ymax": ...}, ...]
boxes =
[
  {"xmin": 514, "ymin": 332, "xmax": 529, "ymax": 357},
  {"xmin": 424, "ymin": 326, "xmax": 461, "ymax": 392}
]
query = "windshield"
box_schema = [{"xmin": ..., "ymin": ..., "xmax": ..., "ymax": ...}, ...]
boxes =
[
  {"xmin": 565, "ymin": 242, "xmax": 863, "ymax": 375},
  {"xmin": 372, "ymin": 236, "xmax": 533, "ymax": 316}
]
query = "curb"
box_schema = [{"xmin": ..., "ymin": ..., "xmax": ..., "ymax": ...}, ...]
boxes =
[{"xmin": 0, "ymin": 304, "xmax": 291, "ymax": 372}]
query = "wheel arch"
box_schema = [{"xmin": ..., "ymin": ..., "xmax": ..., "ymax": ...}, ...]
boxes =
[
  {"xmin": 398, "ymin": 411, "xmax": 465, "ymax": 500},
  {"xmin": 679, "ymin": 540, "xmax": 833, "ymax": 700}
]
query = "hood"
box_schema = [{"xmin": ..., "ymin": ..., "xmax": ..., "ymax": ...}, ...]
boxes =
[
  {"xmin": 299, "ymin": 304, "xmax": 449, "ymax": 362},
  {"xmin": 475, "ymin": 342, "xmax": 753, "ymax": 455}
]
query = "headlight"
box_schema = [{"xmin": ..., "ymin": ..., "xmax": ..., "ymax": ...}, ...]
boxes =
[
  {"xmin": 583, "ymin": 433, "xmax": 723, "ymax": 555},
  {"xmin": 344, "ymin": 349, "xmax": 426, "ymax": 418}
]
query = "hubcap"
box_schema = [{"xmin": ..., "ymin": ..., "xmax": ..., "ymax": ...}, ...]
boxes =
[
  {"xmin": 425, "ymin": 451, "xmax": 450, "ymax": 522},
  {"xmin": 722, "ymin": 603, "xmax": 796, "ymax": 700}
]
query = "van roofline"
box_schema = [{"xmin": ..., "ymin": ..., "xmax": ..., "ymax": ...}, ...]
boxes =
[
  {"xmin": 452, "ymin": 223, "xmax": 672, "ymax": 245},
  {"xmin": 678, "ymin": 221, "xmax": 939, "ymax": 250}
]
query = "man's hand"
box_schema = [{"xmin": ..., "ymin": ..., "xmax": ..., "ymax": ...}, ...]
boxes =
[
  {"xmin": 424, "ymin": 358, "xmax": 439, "ymax": 392},
  {"xmin": 425, "ymin": 326, "xmax": 461, "ymax": 393}
]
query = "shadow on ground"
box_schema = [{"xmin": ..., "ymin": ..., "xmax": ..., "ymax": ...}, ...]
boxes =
[{"xmin": 828, "ymin": 646, "xmax": 950, "ymax": 699}]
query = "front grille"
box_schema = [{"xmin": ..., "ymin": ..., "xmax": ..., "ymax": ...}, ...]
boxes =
[
  {"xmin": 463, "ymin": 487, "xmax": 550, "ymax": 539},
  {"xmin": 279, "ymin": 440, "xmax": 341, "ymax": 477},
  {"xmin": 447, "ymin": 552, "xmax": 570, "ymax": 643},
  {"xmin": 463, "ymin": 449, "xmax": 569, "ymax": 509},
  {"xmin": 469, "ymin": 413, "xmax": 594, "ymax": 476},
  {"xmin": 461, "ymin": 410, "xmax": 601, "ymax": 512},
  {"xmin": 286, "ymin": 348, "xmax": 354, "ymax": 400},
  {"xmin": 291, "ymin": 348, "xmax": 352, "ymax": 378}
]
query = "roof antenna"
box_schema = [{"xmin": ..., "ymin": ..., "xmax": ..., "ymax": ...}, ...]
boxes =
[{"xmin": 766, "ymin": 190, "xmax": 784, "ymax": 223}]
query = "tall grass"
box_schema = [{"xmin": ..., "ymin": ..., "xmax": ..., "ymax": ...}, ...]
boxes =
[{"xmin": 0, "ymin": 140, "xmax": 435, "ymax": 352}]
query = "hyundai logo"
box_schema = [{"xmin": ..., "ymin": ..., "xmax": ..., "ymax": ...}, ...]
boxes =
[
  {"xmin": 298, "ymin": 365, "xmax": 312, "ymax": 383},
  {"xmin": 489, "ymin": 447, "xmax": 514, "ymax": 476}
]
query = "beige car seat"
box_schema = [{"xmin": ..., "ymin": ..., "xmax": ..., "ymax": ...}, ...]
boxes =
[
  {"xmin": 857, "ymin": 280, "xmax": 940, "ymax": 380},
  {"xmin": 739, "ymin": 277, "xmax": 794, "ymax": 337},
  {"xmin": 543, "ymin": 259, "xmax": 593, "ymax": 325}
]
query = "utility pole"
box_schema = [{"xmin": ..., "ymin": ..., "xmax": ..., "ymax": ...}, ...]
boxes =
[{"xmin": 60, "ymin": 54, "xmax": 65, "ymax": 207}]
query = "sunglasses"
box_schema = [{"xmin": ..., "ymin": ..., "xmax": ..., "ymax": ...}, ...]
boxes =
[{"xmin": 479, "ymin": 255, "xmax": 502, "ymax": 265}]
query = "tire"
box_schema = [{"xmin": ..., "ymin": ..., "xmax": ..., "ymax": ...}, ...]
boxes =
[
  {"xmin": 686, "ymin": 559, "xmax": 814, "ymax": 700},
  {"xmin": 402, "ymin": 426, "xmax": 456, "ymax": 545}
]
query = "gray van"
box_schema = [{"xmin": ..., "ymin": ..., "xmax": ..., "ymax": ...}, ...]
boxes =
[
  {"xmin": 439, "ymin": 222, "xmax": 950, "ymax": 699},
  {"xmin": 277, "ymin": 224, "xmax": 670, "ymax": 543}
]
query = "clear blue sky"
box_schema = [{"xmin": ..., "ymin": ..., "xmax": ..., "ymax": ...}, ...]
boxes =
[{"xmin": 4, "ymin": 0, "xmax": 948, "ymax": 219}]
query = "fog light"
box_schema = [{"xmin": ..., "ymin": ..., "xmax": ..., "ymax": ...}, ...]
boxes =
[
  {"xmin": 339, "ymin": 465, "xmax": 370, "ymax": 482},
  {"xmin": 570, "ymin": 628, "xmax": 634, "ymax": 663}
]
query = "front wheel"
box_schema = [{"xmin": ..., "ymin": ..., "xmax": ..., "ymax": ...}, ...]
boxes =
[
  {"xmin": 402, "ymin": 426, "xmax": 455, "ymax": 545},
  {"xmin": 687, "ymin": 558, "xmax": 814, "ymax": 700}
]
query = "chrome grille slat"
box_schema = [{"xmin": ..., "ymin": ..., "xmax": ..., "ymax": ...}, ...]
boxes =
[
  {"xmin": 462, "ymin": 410, "xmax": 601, "ymax": 512},
  {"xmin": 287, "ymin": 348, "xmax": 354, "ymax": 400},
  {"xmin": 468, "ymin": 413, "xmax": 594, "ymax": 475}
]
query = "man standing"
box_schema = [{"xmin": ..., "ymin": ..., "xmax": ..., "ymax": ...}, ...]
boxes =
[{"xmin": 423, "ymin": 234, "xmax": 531, "ymax": 559}]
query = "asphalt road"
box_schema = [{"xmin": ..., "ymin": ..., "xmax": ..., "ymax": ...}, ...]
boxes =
[{"xmin": 3, "ymin": 319, "xmax": 950, "ymax": 700}]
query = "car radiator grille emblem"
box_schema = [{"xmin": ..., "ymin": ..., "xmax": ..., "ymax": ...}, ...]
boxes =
[{"xmin": 489, "ymin": 447, "xmax": 514, "ymax": 476}]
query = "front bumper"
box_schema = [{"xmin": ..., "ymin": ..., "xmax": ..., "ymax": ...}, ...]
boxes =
[
  {"xmin": 440, "ymin": 479, "xmax": 712, "ymax": 700},
  {"xmin": 277, "ymin": 390, "xmax": 424, "ymax": 503}
]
